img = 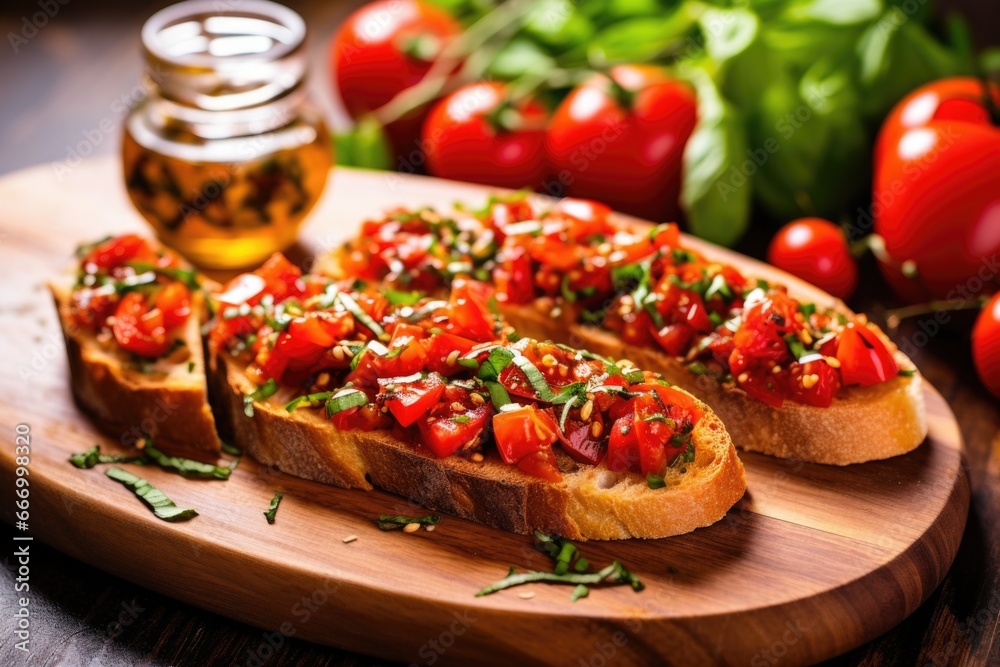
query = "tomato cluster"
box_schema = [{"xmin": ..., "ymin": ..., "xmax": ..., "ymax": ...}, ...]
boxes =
[
  {"xmin": 331, "ymin": 1, "xmax": 697, "ymax": 221},
  {"xmin": 212, "ymin": 256, "xmax": 705, "ymax": 481},
  {"xmin": 71, "ymin": 234, "xmax": 193, "ymax": 358}
]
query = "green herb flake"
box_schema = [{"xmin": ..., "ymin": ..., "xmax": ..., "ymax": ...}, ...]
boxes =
[
  {"xmin": 624, "ymin": 369, "xmax": 645, "ymax": 384},
  {"xmin": 325, "ymin": 388, "xmax": 368, "ymax": 417},
  {"xmin": 221, "ymin": 441, "xmax": 242, "ymax": 456},
  {"xmin": 570, "ymin": 584, "xmax": 590, "ymax": 602},
  {"xmin": 142, "ymin": 441, "xmax": 231, "ymax": 480},
  {"xmin": 375, "ymin": 514, "xmax": 441, "ymax": 531},
  {"xmin": 898, "ymin": 369, "xmax": 917, "ymax": 377},
  {"xmin": 69, "ymin": 445, "xmax": 143, "ymax": 469},
  {"xmin": 798, "ymin": 302, "xmax": 817, "ymax": 318},
  {"xmin": 285, "ymin": 391, "xmax": 334, "ymax": 412},
  {"xmin": 105, "ymin": 467, "xmax": 198, "ymax": 522},
  {"xmin": 647, "ymin": 473, "xmax": 667, "ymax": 489},
  {"xmin": 244, "ymin": 378, "xmax": 279, "ymax": 417},
  {"xmin": 383, "ymin": 289, "xmax": 422, "ymax": 306},
  {"xmin": 264, "ymin": 491, "xmax": 284, "ymax": 524}
]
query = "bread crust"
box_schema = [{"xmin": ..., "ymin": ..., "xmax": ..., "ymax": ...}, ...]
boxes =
[
  {"xmin": 209, "ymin": 350, "xmax": 746, "ymax": 540},
  {"xmin": 499, "ymin": 304, "xmax": 927, "ymax": 465},
  {"xmin": 51, "ymin": 283, "xmax": 221, "ymax": 456}
]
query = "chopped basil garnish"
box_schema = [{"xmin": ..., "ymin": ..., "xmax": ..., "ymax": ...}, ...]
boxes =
[
  {"xmin": 127, "ymin": 262, "xmax": 201, "ymax": 291},
  {"xmin": 383, "ymin": 289, "xmax": 422, "ymax": 306},
  {"xmin": 476, "ymin": 347, "xmax": 515, "ymax": 382},
  {"xmin": 688, "ymin": 361, "xmax": 709, "ymax": 375},
  {"xmin": 484, "ymin": 380, "xmax": 511, "ymax": 409},
  {"xmin": 450, "ymin": 415, "xmax": 471, "ymax": 424},
  {"xmin": 898, "ymin": 369, "xmax": 916, "ymax": 377},
  {"xmin": 511, "ymin": 355, "xmax": 555, "ymax": 401},
  {"xmin": 558, "ymin": 396, "xmax": 579, "ymax": 432},
  {"xmin": 337, "ymin": 292, "xmax": 387, "ymax": 341},
  {"xmin": 325, "ymin": 387, "xmax": 368, "ymax": 417},
  {"xmin": 69, "ymin": 445, "xmax": 143, "ymax": 469},
  {"xmin": 113, "ymin": 271, "xmax": 159, "ymax": 294},
  {"xmin": 671, "ymin": 248, "xmax": 697, "ymax": 264},
  {"xmin": 264, "ymin": 491, "xmax": 284, "ymax": 524},
  {"xmin": 784, "ymin": 334, "xmax": 809, "ymax": 360},
  {"xmin": 244, "ymin": 378, "xmax": 279, "ymax": 417},
  {"xmin": 646, "ymin": 473, "xmax": 666, "ymax": 489},
  {"xmin": 798, "ymin": 302, "xmax": 817, "ymax": 318},
  {"xmin": 285, "ymin": 391, "xmax": 334, "ymax": 412},
  {"xmin": 105, "ymin": 467, "xmax": 198, "ymax": 522},
  {"xmin": 674, "ymin": 440, "xmax": 696, "ymax": 465},
  {"xmin": 704, "ymin": 274, "xmax": 733, "ymax": 301},
  {"xmin": 624, "ymin": 369, "xmax": 645, "ymax": 384},
  {"xmin": 376, "ymin": 514, "xmax": 441, "ymax": 531}
]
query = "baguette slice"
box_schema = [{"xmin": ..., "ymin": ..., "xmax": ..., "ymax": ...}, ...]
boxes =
[
  {"xmin": 51, "ymin": 282, "xmax": 221, "ymax": 456},
  {"xmin": 208, "ymin": 349, "xmax": 746, "ymax": 540},
  {"xmin": 497, "ymin": 302, "xmax": 926, "ymax": 465}
]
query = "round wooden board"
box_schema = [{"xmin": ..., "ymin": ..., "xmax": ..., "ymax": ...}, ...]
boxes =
[{"xmin": 0, "ymin": 157, "xmax": 970, "ymax": 666}]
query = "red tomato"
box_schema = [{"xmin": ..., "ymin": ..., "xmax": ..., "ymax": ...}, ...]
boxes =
[
  {"xmin": 873, "ymin": 77, "xmax": 1000, "ymax": 301},
  {"xmin": 557, "ymin": 415, "xmax": 606, "ymax": 466},
  {"xmin": 383, "ymin": 373, "xmax": 445, "ymax": 427},
  {"xmin": 82, "ymin": 234, "xmax": 156, "ymax": 271},
  {"xmin": 443, "ymin": 279, "xmax": 496, "ymax": 342},
  {"xmin": 492, "ymin": 246, "xmax": 535, "ymax": 305},
  {"xmin": 546, "ymin": 65, "xmax": 697, "ymax": 221},
  {"xmin": 331, "ymin": 0, "xmax": 461, "ymax": 155},
  {"xmin": 972, "ymin": 293, "xmax": 1000, "ymax": 398},
  {"xmin": 420, "ymin": 332, "xmax": 477, "ymax": 376},
  {"xmin": 607, "ymin": 413, "xmax": 640, "ymax": 473},
  {"xmin": 112, "ymin": 292, "xmax": 170, "ymax": 358},
  {"xmin": 631, "ymin": 394, "xmax": 673, "ymax": 475},
  {"xmin": 492, "ymin": 405, "xmax": 559, "ymax": 465},
  {"xmin": 155, "ymin": 282, "xmax": 191, "ymax": 329},
  {"xmin": 786, "ymin": 359, "xmax": 840, "ymax": 408},
  {"xmin": 423, "ymin": 82, "xmax": 549, "ymax": 190},
  {"xmin": 767, "ymin": 218, "xmax": 858, "ymax": 300},
  {"xmin": 650, "ymin": 323, "xmax": 694, "ymax": 356},
  {"xmin": 515, "ymin": 448, "xmax": 562, "ymax": 483},
  {"xmin": 836, "ymin": 321, "xmax": 900, "ymax": 387},
  {"xmin": 254, "ymin": 253, "xmax": 304, "ymax": 302},
  {"xmin": 417, "ymin": 402, "xmax": 492, "ymax": 458},
  {"xmin": 333, "ymin": 402, "xmax": 393, "ymax": 432}
]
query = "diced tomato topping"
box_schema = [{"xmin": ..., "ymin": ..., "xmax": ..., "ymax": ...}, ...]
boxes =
[
  {"xmin": 492, "ymin": 405, "xmax": 560, "ymax": 467},
  {"xmin": 155, "ymin": 282, "xmax": 191, "ymax": 330},
  {"xmin": 443, "ymin": 279, "xmax": 496, "ymax": 342},
  {"xmin": 383, "ymin": 373, "xmax": 446, "ymax": 427},
  {"xmin": 421, "ymin": 332, "xmax": 477, "ymax": 376},
  {"xmin": 837, "ymin": 320, "xmax": 899, "ymax": 387},
  {"xmin": 557, "ymin": 414, "xmax": 606, "ymax": 465},
  {"xmin": 112, "ymin": 292, "xmax": 170, "ymax": 358},
  {"xmin": 82, "ymin": 234, "xmax": 157, "ymax": 271},
  {"xmin": 607, "ymin": 414, "xmax": 640, "ymax": 473},
  {"xmin": 417, "ymin": 398, "xmax": 492, "ymax": 458}
]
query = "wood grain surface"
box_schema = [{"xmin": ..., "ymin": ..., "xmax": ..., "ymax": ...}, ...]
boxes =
[{"xmin": 0, "ymin": 157, "xmax": 973, "ymax": 666}]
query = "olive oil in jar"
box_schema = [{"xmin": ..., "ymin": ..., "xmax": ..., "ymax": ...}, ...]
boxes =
[{"xmin": 123, "ymin": 0, "xmax": 332, "ymax": 269}]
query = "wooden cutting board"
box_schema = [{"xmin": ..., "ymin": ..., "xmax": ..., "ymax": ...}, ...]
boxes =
[{"xmin": 0, "ymin": 156, "xmax": 970, "ymax": 667}]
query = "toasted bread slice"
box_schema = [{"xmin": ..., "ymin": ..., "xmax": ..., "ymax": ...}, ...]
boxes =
[
  {"xmin": 51, "ymin": 283, "xmax": 221, "ymax": 456},
  {"xmin": 496, "ymin": 300, "xmax": 926, "ymax": 465},
  {"xmin": 208, "ymin": 349, "xmax": 746, "ymax": 540}
]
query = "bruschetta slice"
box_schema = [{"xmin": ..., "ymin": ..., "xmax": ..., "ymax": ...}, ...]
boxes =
[
  {"xmin": 320, "ymin": 195, "xmax": 927, "ymax": 465},
  {"xmin": 50, "ymin": 234, "xmax": 221, "ymax": 455},
  {"xmin": 206, "ymin": 255, "xmax": 746, "ymax": 539}
]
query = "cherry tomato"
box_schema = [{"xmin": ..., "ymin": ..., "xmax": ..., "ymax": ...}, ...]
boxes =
[
  {"xmin": 112, "ymin": 292, "xmax": 170, "ymax": 358},
  {"xmin": 546, "ymin": 65, "xmax": 697, "ymax": 221},
  {"xmin": 331, "ymin": 0, "xmax": 461, "ymax": 155},
  {"xmin": 767, "ymin": 218, "xmax": 858, "ymax": 300},
  {"xmin": 607, "ymin": 413, "xmax": 640, "ymax": 473},
  {"xmin": 836, "ymin": 320, "xmax": 899, "ymax": 387},
  {"xmin": 423, "ymin": 82, "xmax": 549, "ymax": 190},
  {"xmin": 972, "ymin": 293, "xmax": 1000, "ymax": 398},
  {"xmin": 873, "ymin": 77, "xmax": 1000, "ymax": 301},
  {"xmin": 383, "ymin": 373, "xmax": 446, "ymax": 427}
]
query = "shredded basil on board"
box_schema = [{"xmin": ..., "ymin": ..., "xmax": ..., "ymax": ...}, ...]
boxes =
[
  {"xmin": 476, "ymin": 561, "xmax": 644, "ymax": 597},
  {"xmin": 221, "ymin": 441, "xmax": 243, "ymax": 456},
  {"xmin": 141, "ymin": 442, "xmax": 232, "ymax": 480},
  {"xmin": 264, "ymin": 491, "xmax": 284, "ymax": 524},
  {"xmin": 69, "ymin": 445, "xmax": 144, "ymax": 469},
  {"xmin": 105, "ymin": 467, "xmax": 198, "ymax": 522},
  {"xmin": 570, "ymin": 584, "xmax": 590, "ymax": 602},
  {"xmin": 375, "ymin": 514, "xmax": 441, "ymax": 531}
]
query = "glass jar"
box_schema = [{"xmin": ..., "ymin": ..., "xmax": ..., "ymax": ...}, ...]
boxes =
[{"xmin": 123, "ymin": 0, "xmax": 332, "ymax": 269}]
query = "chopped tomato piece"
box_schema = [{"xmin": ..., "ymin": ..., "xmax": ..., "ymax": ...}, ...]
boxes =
[
  {"xmin": 155, "ymin": 282, "xmax": 191, "ymax": 329},
  {"xmin": 631, "ymin": 394, "xmax": 673, "ymax": 476},
  {"xmin": 493, "ymin": 246, "xmax": 535, "ymax": 305},
  {"xmin": 112, "ymin": 292, "xmax": 170, "ymax": 358},
  {"xmin": 383, "ymin": 373, "xmax": 446, "ymax": 427},
  {"xmin": 332, "ymin": 401, "xmax": 393, "ymax": 432},
  {"xmin": 787, "ymin": 359, "xmax": 840, "ymax": 407},
  {"xmin": 421, "ymin": 332, "xmax": 477, "ymax": 376},
  {"xmin": 417, "ymin": 402, "xmax": 492, "ymax": 458},
  {"xmin": 492, "ymin": 405, "xmax": 559, "ymax": 466},
  {"xmin": 82, "ymin": 234, "xmax": 156, "ymax": 270},
  {"xmin": 516, "ymin": 448, "xmax": 562, "ymax": 482},
  {"xmin": 216, "ymin": 273, "xmax": 267, "ymax": 308},
  {"xmin": 607, "ymin": 413, "xmax": 640, "ymax": 473},
  {"xmin": 374, "ymin": 325, "xmax": 428, "ymax": 377},
  {"xmin": 557, "ymin": 414, "xmax": 606, "ymax": 466},
  {"xmin": 254, "ymin": 253, "xmax": 303, "ymax": 301},
  {"xmin": 444, "ymin": 279, "xmax": 496, "ymax": 342},
  {"xmin": 651, "ymin": 323, "xmax": 694, "ymax": 356},
  {"xmin": 837, "ymin": 321, "xmax": 899, "ymax": 386}
]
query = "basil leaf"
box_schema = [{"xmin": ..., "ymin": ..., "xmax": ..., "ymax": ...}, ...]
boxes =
[
  {"xmin": 376, "ymin": 514, "xmax": 441, "ymax": 531},
  {"xmin": 476, "ymin": 347, "xmax": 516, "ymax": 382},
  {"xmin": 476, "ymin": 561, "xmax": 643, "ymax": 597},
  {"xmin": 647, "ymin": 473, "xmax": 667, "ymax": 489},
  {"xmin": 244, "ymin": 378, "xmax": 279, "ymax": 417},
  {"xmin": 142, "ymin": 442, "xmax": 232, "ymax": 480},
  {"xmin": 264, "ymin": 491, "xmax": 284, "ymax": 524},
  {"xmin": 698, "ymin": 8, "xmax": 758, "ymax": 64},
  {"xmin": 285, "ymin": 391, "xmax": 334, "ymax": 412},
  {"xmin": 105, "ymin": 467, "xmax": 198, "ymax": 522},
  {"xmin": 69, "ymin": 445, "xmax": 144, "ymax": 469},
  {"xmin": 624, "ymin": 369, "xmax": 645, "ymax": 384},
  {"xmin": 680, "ymin": 69, "xmax": 751, "ymax": 247},
  {"xmin": 898, "ymin": 369, "xmax": 916, "ymax": 377},
  {"xmin": 484, "ymin": 380, "xmax": 512, "ymax": 409},
  {"xmin": 325, "ymin": 388, "xmax": 368, "ymax": 417},
  {"xmin": 337, "ymin": 292, "xmax": 387, "ymax": 341},
  {"xmin": 221, "ymin": 441, "xmax": 242, "ymax": 456},
  {"xmin": 383, "ymin": 289, "xmax": 423, "ymax": 306},
  {"xmin": 511, "ymin": 355, "xmax": 555, "ymax": 401}
]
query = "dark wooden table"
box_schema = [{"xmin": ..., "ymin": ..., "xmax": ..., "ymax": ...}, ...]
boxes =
[{"xmin": 0, "ymin": 1, "xmax": 997, "ymax": 665}]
